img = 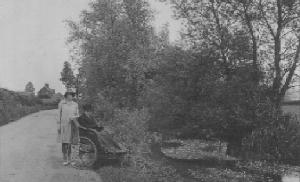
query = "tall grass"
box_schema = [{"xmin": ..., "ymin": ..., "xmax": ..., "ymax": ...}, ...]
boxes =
[{"xmin": 242, "ymin": 114, "xmax": 300, "ymax": 163}]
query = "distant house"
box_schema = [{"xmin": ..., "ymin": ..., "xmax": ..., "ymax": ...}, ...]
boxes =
[{"xmin": 38, "ymin": 84, "xmax": 55, "ymax": 99}]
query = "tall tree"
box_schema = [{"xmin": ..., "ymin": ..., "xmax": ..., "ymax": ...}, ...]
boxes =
[
  {"xmin": 60, "ymin": 61, "xmax": 76, "ymax": 89},
  {"xmin": 165, "ymin": 0, "xmax": 300, "ymax": 107},
  {"xmin": 67, "ymin": 0, "xmax": 156, "ymax": 108},
  {"xmin": 25, "ymin": 81, "xmax": 35, "ymax": 94}
]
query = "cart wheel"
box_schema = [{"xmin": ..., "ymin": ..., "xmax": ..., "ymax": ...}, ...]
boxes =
[{"xmin": 78, "ymin": 135, "xmax": 99, "ymax": 168}]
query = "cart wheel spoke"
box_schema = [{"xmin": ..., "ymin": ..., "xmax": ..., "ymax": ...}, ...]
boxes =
[{"xmin": 76, "ymin": 136, "xmax": 98, "ymax": 168}]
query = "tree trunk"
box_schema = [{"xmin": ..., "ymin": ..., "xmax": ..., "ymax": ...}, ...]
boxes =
[
  {"xmin": 272, "ymin": 35, "xmax": 282, "ymax": 103},
  {"xmin": 243, "ymin": 4, "xmax": 259, "ymax": 83},
  {"xmin": 272, "ymin": 0, "xmax": 283, "ymax": 108}
]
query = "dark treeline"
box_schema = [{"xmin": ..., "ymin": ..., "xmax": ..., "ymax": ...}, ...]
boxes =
[{"xmin": 64, "ymin": 0, "xmax": 300, "ymax": 181}]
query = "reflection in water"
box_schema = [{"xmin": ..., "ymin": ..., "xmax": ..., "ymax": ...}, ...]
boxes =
[
  {"xmin": 283, "ymin": 87, "xmax": 300, "ymax": 181},
  {"xmin": 285, "ymin": 86, "xmax": 300, "ymax": 101},
  {"xmin": 282, "ymin": 172, "xmax": 300, "ymax": 182}
]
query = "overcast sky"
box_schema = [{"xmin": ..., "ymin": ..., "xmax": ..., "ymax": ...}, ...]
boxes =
[{"xmin": 0, "ymin": 0, "xmax": 181, "ymax": 93}]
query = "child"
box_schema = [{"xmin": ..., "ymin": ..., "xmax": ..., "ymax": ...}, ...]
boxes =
[{"xmin": 77, "ymin": 104, "xmax": 103, "ymax": 132}]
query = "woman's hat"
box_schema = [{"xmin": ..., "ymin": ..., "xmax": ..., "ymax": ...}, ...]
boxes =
[{"xmin": 64, "ymin": 88, "xmax": 76, "ymax": 97}]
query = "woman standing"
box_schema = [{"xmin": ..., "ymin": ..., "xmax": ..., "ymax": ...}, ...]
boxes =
[{"xmin": 57, "ymin": 88, "xmax": 79, "ymax": 165}]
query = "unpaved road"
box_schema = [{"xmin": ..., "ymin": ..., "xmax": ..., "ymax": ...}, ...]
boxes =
[{"xmin": 0, "ymin": 110, "xmax": 102, "ymax": 182}]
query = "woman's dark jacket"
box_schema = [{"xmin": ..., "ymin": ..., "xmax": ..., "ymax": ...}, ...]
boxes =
[{"xmin": 77, "ymin": 113, "xmax": 103, "ymax": 131}]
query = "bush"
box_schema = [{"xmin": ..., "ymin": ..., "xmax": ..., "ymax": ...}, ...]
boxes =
[
  {"xmin": 94, "ymin": 98, "xmax": 151, "ymax": 154},
  {"xmin": 0, "ymin": 88, "xmax": 41, "ymax": 126},
  {"xmin": 144, "ymin": 48, "xmax": 221, "ymax": 133}
]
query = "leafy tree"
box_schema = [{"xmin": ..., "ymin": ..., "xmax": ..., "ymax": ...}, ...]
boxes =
[
  {"xmin": 67, "ymin": 0, "xmax": 156, "ymax": 108},
  {"xmin": 60, "ymin": 61, "xmax": 75, "ymax": 89},
  {"xmin": 146, "ymin": 47, "xmax": 221, "ymax": 130},
  {"xmin": 25, "ymin": 82, "xmax": 35, "ymax": 94},
  {"xmin": 151, "ymin": 0, "xmax": 300, "ymax": 156},
  {"xmin": 165, "ymin": 0, "xmax": 300, "ymax": 107}
]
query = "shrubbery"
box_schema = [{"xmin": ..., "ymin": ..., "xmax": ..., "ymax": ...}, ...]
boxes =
[{"xmin": 0, "ymin": 88, "xmax": 52, "ymax": 126}]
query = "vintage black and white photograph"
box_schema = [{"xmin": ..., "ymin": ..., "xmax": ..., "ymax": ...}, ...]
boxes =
[{"xmin": 0, "ymin": 0, "xmax": 300, "ymax": 181}]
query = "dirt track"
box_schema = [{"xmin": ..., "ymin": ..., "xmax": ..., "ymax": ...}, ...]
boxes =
[{"xmin": 0, "ymin": 110, "xmax": 102, "ymax": 182}]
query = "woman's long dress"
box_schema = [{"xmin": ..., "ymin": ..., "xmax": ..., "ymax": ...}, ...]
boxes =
[{"xmin": 57, "ymin": 100, "xmax": 79, "ymax": 144}]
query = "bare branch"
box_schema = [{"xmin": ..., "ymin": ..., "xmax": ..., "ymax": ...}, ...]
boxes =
[
  {"xmin": 258, "ymin": 0, "xmax": 276, "ymax": 38},
  {"xmin": 281, "ymin": 29, "xmax": 297, "ymax": 38},
  {"xmin": 283, "ymin": 17, "xmax": 300, "ymax": 27}
]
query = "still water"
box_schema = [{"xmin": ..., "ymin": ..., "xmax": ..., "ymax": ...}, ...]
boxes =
[
  {"xmin": 285, "ymin": 86, "xmax": 300, "ymax": 101},
  {"xmin": 282, "ymin": 172, "xmax": 300, "ymax": 182},
  {"xmin": 281, "ymin": 87, "xmax": 300, "ymax": 182}
]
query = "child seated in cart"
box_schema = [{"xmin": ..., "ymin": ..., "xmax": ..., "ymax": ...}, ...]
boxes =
[
  {"xmin": 77, "ymin": 103, "xmax": 126, "ymax": 153},
  {"xmin": 78, "ymin": 104, "xmax": 104, "ymax": 131}
]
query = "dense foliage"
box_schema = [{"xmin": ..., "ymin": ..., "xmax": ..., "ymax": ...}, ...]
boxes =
[
  {"xmin": 66, "ymin": 1, "xmax": 300, "ymax": 180},
  {"xmin": 0, "ymin": 88, "xmax": 40, "ymax": 126},
  {"xmin": 67, "ymin": 0, "xmax": 163, "ymax": 109},
  {"xmin": 164, "ymin": 0, "xmax": 300, "ymax": 106}
]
